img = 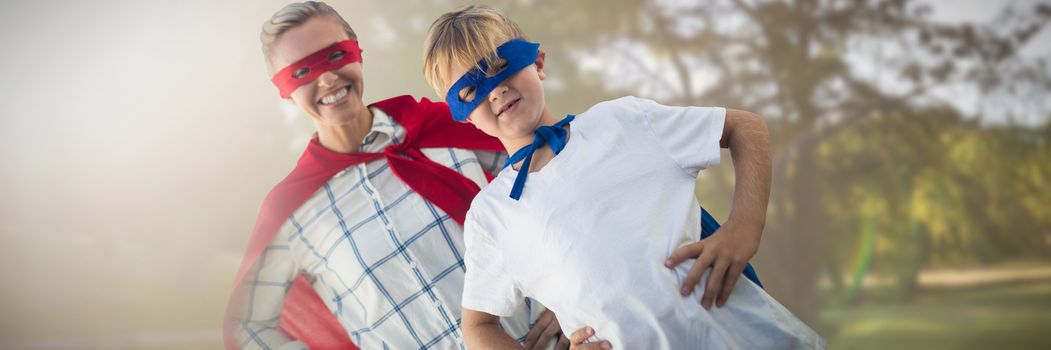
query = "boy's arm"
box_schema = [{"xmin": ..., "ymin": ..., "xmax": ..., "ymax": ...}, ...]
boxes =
[
  {"xmin": 463, "ymin": 308, "xmax": 528, "ymax": 350},
  {"xmin": 664, "ymin": 109, "xmax": 771, "ymax": 309}
]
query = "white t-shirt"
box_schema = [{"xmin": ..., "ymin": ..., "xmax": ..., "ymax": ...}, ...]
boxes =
[{"xmin": 461, "ymin": 96, "xmax": 824, "ymax": 349}]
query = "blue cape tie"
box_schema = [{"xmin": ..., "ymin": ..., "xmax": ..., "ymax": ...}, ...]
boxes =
[{"xmin": 503, "ymin": 115, "xmax": 575, "ymax": 200}]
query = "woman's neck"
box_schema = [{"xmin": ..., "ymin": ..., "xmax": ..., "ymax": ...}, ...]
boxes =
[{"xmin": 315, "ymin": 106, "xmax": 374, "ymax": 153}]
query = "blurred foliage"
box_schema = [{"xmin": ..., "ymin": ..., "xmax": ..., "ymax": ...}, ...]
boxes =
[{"xmin": 822, "ymin": 107, "xmax": 1051, "ymax": 305}]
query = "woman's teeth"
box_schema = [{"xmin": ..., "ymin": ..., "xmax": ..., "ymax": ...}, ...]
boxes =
[{"xmin": 320, "ymin": 87, "xmax": 348, "ymax": 105}]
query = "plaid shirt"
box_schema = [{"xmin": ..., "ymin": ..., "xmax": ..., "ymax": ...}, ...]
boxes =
[{"xmin": 232, "ymin": 108, "xmax": 544, "ymax": 350}]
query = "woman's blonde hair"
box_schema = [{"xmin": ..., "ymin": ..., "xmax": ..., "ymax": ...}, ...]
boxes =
[
  {"xmin": 423, "ymin": 4, "xmax": 526, "ymax": 98},
  {"xmin": 260, "ymin": 1, "xmax": 358, "ymax": 73}
]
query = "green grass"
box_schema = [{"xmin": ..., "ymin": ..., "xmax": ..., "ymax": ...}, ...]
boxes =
[{"xmin": 821, "ymin": 279, "xmax": 1051, "ymax": 349}]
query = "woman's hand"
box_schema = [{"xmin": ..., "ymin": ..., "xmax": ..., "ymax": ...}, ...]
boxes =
[{"xmin": 568, "ymin": 326, "xmax": 611, "ymax": 350}]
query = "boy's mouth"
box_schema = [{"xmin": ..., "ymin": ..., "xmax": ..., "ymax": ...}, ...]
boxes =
[{"xmin": 495, "ymin": 98, "xmax": 521, "ymax": 117}]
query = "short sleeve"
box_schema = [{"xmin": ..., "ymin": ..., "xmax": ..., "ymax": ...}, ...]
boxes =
[
  {"xmin": 461, "ymin": 213, "xmax": 523, "ymax": 317},
  {"xmin": 633, "ymin": 97, "xmax": 726, "ymax": 176}
]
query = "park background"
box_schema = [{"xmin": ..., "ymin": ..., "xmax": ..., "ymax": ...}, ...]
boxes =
[{"xmin": 1, "ymin": 0, "xmax": 1049, "ymax": 348}]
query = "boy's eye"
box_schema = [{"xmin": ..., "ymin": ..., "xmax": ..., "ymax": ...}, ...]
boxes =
[
  {"xmin": 292, "ymin": 67, "xmax": 311, "ymax": 79},
  {"xmin": 458, "ymin": 86, "xmax": 477, "ymax": 102},
  {"xmin": 486, "ymin": 58, "xmax": 508, "ymax": 77},
  {"xmin": 328, "ymin": 50, "xmax": 346, "ymax": 62}
]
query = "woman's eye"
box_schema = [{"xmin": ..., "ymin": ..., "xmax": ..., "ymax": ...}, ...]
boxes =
[
  {"xmin": 328, "ymin": 50, "xmax": 346, "ymax": 62},
  {"xmin": 292, "ymin": 67, "xmax": 310, "ymax": 79},
  {"xmin": 458, "ymin": 86, "xmax": 477, "ymax": 102}
]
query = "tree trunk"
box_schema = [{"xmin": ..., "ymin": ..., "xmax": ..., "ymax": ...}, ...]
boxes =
[{"xmin": 785, "ymin": 143, "xmax": 824, "ymax": 327}]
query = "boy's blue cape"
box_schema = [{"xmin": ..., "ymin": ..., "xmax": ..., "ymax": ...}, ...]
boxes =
[{"xmin": 701, "ymin": 208, "xmax": 763, "ymax": 288}]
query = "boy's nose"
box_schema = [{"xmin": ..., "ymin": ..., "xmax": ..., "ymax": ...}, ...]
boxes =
[{"xmin": 488, "ymin": 84, "xmax": 508, "ymax": 103}]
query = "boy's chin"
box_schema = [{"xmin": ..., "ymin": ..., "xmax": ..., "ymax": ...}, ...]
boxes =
[
  {"xmin": 504, "ymin": 115, "xmax": 541, "ymax": 133},
  {"xmin": 503, "ymin": 128, "xmax": 539, "ymax": 141}
]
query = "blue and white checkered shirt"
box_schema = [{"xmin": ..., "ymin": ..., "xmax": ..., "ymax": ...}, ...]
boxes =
[{"xmin": 232, "ymin": 107, "xmax": 546, "ymax": 350}]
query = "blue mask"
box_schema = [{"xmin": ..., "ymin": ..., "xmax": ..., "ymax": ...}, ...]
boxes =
[{"xmin": 445, "ymin": 39, "xmax": 540, "ymax": 121}]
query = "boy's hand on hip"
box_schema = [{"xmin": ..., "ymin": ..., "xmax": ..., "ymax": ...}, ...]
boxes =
[
  {"xmin": 525, "ymin": 309, "xmax": 567, "ymax": 350},
  {"xmin": 664, "ymin": 220, "xmax": 760, "ymax": 309}
]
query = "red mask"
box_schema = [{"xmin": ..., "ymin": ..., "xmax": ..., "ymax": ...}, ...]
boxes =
[{"xmin": 271, "ymin": 40, "xmax": 362, "ymax": 99}]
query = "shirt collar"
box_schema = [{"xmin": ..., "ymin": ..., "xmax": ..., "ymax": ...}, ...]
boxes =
[{"xmin": 359, "ymin": 106, "xmax": 404, "ymax": 152}]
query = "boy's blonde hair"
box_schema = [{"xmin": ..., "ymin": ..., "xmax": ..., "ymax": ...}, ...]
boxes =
[
  {"xmin": 423, "ymin": 5, "xmax": 527, "ymax": 98},
  {"xmin": 260, "ymin": 1, "xmax": 358, "ymax": 74}
]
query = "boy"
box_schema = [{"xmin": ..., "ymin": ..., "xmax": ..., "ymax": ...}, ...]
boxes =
[{"xmin": 422, "ymin": 5, "xmax": 825, "ymax": 349}]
